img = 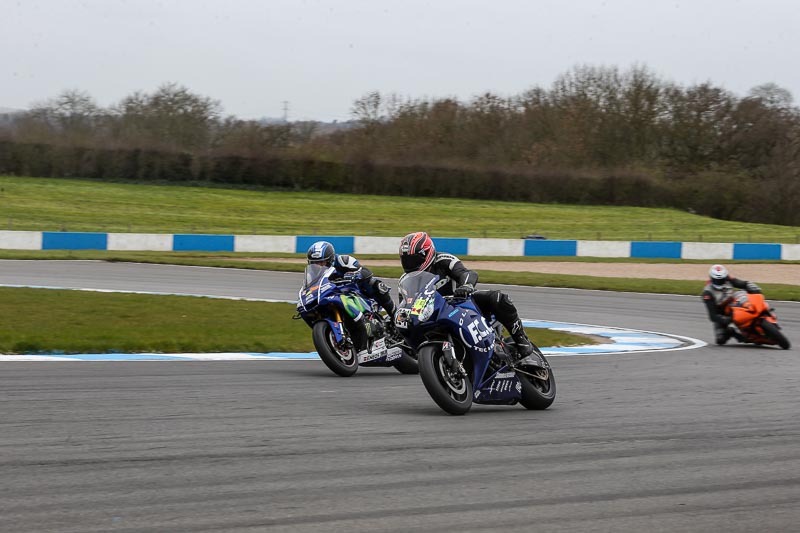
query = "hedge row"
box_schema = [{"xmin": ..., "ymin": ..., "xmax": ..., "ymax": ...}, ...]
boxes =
[{"xmin": 0, "ymin": 140, "xmax": 782, "ymax": 224}]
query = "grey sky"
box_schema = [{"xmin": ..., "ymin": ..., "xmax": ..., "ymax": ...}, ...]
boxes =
[{"xmin": 3, "ymin": 0, "xmax": 799, "ymax": 121}]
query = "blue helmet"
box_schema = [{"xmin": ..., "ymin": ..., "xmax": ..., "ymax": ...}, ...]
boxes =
[{"xmin": 306, "ymin": 241, "xmax": 335, "ymax": 266}]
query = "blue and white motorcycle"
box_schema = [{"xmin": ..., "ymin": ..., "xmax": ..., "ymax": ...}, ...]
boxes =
[
  {"xmin": 295, "ymin": 263, "xmax": 417, "ymax": 377},
  {"xmin": 395, "ymin": 271, "xmax": 556, "ymax": 415}
]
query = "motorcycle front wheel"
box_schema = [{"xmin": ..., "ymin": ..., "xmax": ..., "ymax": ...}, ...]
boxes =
[
  {"xmin": 418, "ymin": 345, "xmax": 472, "ymax": 415},
  {"xmin": 761, "ymin": 321, "xmax": 791, "ymax": 350},
  {"xmin": 312, "ymin": 321, "xmax": 359, "ymax": 377}
]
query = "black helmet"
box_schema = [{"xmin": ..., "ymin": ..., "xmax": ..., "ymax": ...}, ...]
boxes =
[
  {"xmin": 306, "ymin": 241, "xmax": 335, "ymax": 267},
  {"xmin": 399, "ymin": 232, "xmax": 436, "ymax": 273}
]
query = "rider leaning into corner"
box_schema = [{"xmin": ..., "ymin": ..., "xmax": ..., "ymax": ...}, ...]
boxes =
[
  {"xmin": 702, "ymin": 264, "xmax": 762, "ymax": 345},
  {"xmin": 398, "ymin": 231, "xmax": 535, "ymax": 358},
  {"xmin": 306, "ymin": 240, "xmax": 396, "ymax": 344}
]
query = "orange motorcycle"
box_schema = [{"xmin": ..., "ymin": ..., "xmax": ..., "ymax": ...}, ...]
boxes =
[{"xmin": 726, "ymin": 290, "xmax": 790, "ymax": 349}]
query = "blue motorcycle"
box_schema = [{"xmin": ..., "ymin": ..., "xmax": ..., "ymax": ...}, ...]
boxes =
[
  {"xmin": 395, "ymin": 271, "xmax": 556, "ymax": 415},
  {"xmin": 295, "ymin": 264, "xmax": 417, "ymax": 377}
]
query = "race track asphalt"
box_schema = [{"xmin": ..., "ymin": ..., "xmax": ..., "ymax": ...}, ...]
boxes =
[{"xmin": 1, "ymin": 260, "xmax": 799, "ymax": 532}]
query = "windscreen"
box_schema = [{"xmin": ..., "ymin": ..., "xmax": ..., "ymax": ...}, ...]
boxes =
[
  {"xmin": 731, "ymin": 290, "xmax": 750, "ymax": 307},
  {"xmin": 398, "ymin": 271, "xmax": 438, "ymax": 304},
  {"xmin": 303, "ymin": 264, "xmax": 329, "ymax": 288}
]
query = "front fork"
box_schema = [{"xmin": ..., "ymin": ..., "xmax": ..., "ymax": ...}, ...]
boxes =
[
  {"xmin": 325, "ymin": 308, "xmax": 348, "ymax": 345},
  {"xmin": 442, "ymin": 341, "xmax": 459, "ymax": 371}
]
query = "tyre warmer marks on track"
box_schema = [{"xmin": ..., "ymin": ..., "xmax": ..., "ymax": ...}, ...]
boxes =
[{"xmin": 0, "ymin": 320, "xmax": 705, "ymax": 361}]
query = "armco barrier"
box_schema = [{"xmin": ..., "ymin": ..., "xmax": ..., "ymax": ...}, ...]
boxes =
[{"xmin": 0, "ymin": 230, "xmax": 796, "ymax": 260}]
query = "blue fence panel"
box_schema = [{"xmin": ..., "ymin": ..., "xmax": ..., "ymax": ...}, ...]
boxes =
[
  {"xmin": 173, "ymin": 234, "xmax": 234, "ymax": 252},
  {"xmin": 295, "ymin": 236, "xmax": 355, "ymax": 255},
  {"xmin": 42, "ymin": 232, "xmax": 108, "ymax": 250},
  {"xmin": 733, "ymin": 243, "xmax": 781, "ymax": 260},
  {"xmin": 630, "ymin": 241, "xmax": 682, "ymax": 259},
  {"xmin": 432, "ymin": 237, "xmax": 468, "ymax": 255},
  {"xmin": 523, "ymin": 240, "xmax": 578, "ymax": 257}
]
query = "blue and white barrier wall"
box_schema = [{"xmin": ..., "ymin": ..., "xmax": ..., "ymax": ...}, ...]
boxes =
[{"xmin": 0, "ymin": 231, "xmax": 797, "ymax": 260}]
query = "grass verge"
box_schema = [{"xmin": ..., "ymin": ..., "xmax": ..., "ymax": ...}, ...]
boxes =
[
  {"xmin": 0, "ymin": 288, "xmax": 591, "ymax": 354},
  {"xmin": 3, "ymin": 175, "xmax": 800, "ymax": 242}
]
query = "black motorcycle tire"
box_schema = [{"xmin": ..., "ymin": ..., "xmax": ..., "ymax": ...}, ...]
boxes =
[
  {"xmin": 517, "ymin": 357, "xmax": 557, "ymax": 410},
  {"xmin": 312, "ymin": 321, "xmax": 359, "ymax": 377},
  {"xmin": 761, "ymin": 321, "xmax": 791, "ymax": 350},
  {"xmin": 393, "ymin": 351, "xmax": 419, "ymax": 375},
  {"xmin": 418, "ymin": 345, "xmax": 473, "ymax": 415}
]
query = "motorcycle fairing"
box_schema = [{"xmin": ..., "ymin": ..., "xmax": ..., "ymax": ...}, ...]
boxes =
[
  {"xmin": 357, "ymin": 337, "xmax": 404, "ymax": 366},
  {"xmin": 444, "ymin": 304, "xmax": 495, "ymax": 388},
  {"xmin": 399, "ymin": 271, "xmax": 526, "ymax": 402},
  {"xmin": 729, "ymin": 291, "xmax": 771, "ymax": 329},
  {"xmin": 474, "ymin": 369, "xmax": 522, "ymax": 404},
  {"xmin": 726, "ymin": 291, "xmax": 783, "ymax": 345},
  {"xmin": 298, "ymin": 264, "xmax": 385, "ymax": 350},
  {"xmin": 340, "ymin": 293, "xmax": 372, "ymax": 320}
]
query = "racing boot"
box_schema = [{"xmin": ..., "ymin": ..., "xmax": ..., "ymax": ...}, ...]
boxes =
[
  {"xmin": 715, "ymin": 327, "xmax": 731, "ymax": 345},
  {"xmin": 715, "ymin": 323, "xmax": 743, "ymax": 345},
  {"xmin": 509, "ymin": 319, "xmax": 534, "ymax": 359},
  {"xmin": 728, "ymin": 326, "xmax": 745, "ymax": 343},
  {"xmin": 383, "ymin": 314, "xmax": 402, "ymax": 346}
]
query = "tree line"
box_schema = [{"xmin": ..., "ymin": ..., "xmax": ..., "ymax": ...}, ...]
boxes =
[{"xmin": 1, "ymin": 66, "xmax": 799, "ymax": 226}]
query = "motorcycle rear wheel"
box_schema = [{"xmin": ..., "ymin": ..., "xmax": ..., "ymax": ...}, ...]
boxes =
[
  {"xmin": 393, "ymin": 352, "xmax": 419, "ymax": 375},
  {"xmin": 761, "ymin": 321, "xmax": 791, "ymax": 350},
  {"xmin": 418, "ymin": 345, "xmax": 472, "ymax": 415},
  {"xmin": 312, "ymin": 321, "xmax": 359, "ymax": 376},
  {"xmin": 517, "ymin": 364, "xmax": 556, "ymax": 410}
]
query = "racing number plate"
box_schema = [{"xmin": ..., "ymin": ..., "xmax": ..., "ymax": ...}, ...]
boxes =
[{"xmin": 410, "ymin": 297, "xmax": 428, "ymax": 316}]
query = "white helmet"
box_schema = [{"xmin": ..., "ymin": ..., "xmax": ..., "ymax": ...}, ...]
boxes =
[{"xmin": 709, "ymin": 264, "xmax": 729, "ymax": 288}]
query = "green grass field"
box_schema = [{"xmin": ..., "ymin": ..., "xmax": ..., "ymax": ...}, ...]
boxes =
[
  {"xmin": 3, "ymin": 175, "xmax": 800, "ymax": 242},
  {"xmin": 0, "ymin": 288, "xmax": 591, "ymax": 354},
  {"xmin": 2, "ymin": 174, "xmax": 798, "ymax": 352}
]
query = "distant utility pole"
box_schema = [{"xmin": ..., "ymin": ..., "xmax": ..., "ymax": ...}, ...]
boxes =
[{"xmin": 282, "ymin": 100, "xmax": 289, "ymax": 123}]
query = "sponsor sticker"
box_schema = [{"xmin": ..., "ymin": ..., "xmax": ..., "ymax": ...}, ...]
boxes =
[
  {"xmin": 358, "ymin": 339, "xmax": 387, "ymax": 363},
  {"xmin": 395, "ymin": 310, "xmax": 410, "ymax": 329},
  {"xmin": 358, "ymin": 351, "xmax": 382, "ymax": 363},
  {"xmin": 385, "ymin": 347, "xmax": 402, "ymax": 362},
  {"xmin": 411, "ymin": 297, "xmax": 428, "ymax": 316}
]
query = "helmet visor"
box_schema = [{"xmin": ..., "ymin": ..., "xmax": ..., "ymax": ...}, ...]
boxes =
[{"xmin": 400, "ymin": 254, "xmax": 426, "ymax": 273}]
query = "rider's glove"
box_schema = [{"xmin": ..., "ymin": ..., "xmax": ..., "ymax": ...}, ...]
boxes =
[
  {"xmin": 343, "ymin": 271, "xmax": 359, "ymax": 282},
  {"xmin": 746, "ymin": 282, "xmax": 761, "ymax": 294},
  {"xmin": 454, "ymin": 283, "xmax": 475, "ymax": 299}
]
